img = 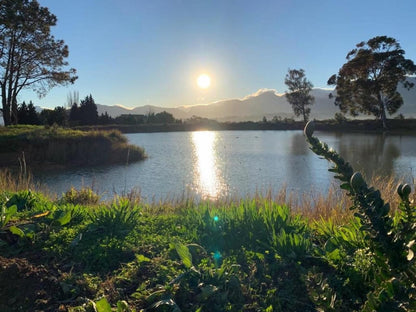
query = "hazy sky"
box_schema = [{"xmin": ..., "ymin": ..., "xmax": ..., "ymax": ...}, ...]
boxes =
[{"xmin": 26, "ymin": 0, "xmax": 416, "ymax": 109}]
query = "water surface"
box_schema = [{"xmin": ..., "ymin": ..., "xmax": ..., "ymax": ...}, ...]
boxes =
[{"xmin": 34, "ymin": 130, "xmax": 416, "ymax": 201}]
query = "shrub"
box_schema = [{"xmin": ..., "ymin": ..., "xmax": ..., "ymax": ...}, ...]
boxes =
[{"xmin": 61, "ymin": 187, "xmax": 100, "ymax": 206}]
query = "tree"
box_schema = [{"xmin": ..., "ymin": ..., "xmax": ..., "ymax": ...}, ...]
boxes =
[
  {"xmin": 284, "ymin": 69, "xmax": 314, "ymax": 123},
  {"xmin": 17, "ymin": 100, "xmax": 39, "ymax": 124},
  {"xmin": 0, "ymin": 0, "xmax": 77, "ymax": 126},
  {"xmin": 327, "ymin": 36, "xmax": 416, "ymax": 129},
  {"xmin": 40, "ymin": 106, "xmax": 67, "ymax": 126},
  {"xmin": 69, "ymin": 94, "xmax": 98, "ymax": 125}
]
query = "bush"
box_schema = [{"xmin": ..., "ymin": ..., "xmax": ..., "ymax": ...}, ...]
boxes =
[{"xmin": 60, "ymin": 187, "xmax": 100, "ymax": 206}]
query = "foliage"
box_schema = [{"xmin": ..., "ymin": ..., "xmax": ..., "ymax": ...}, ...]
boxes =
[
  {"xmin": 17, "ymin": 101, "xmax": 40, "ymax": 125},
  {"xmin": 0, "ymin": 0, "xmax": 77, "ymax": 126},
  {"xmin": 61, "ymin": 187, "xmax": 100, "ymax": 206},
  {"xmin": 284, "ymin": 68, "xmax": 314, "ymax": 123},
  {"xmin": 327, "ymin": 36, "xmax": 416, "ymax": 129},
  {"xmin": 69, "ymin": 94, "xmax": 99, "ymax": 126},
  {"xmin": 39, "ymin": 106, "xmax": 68, "ymax": 126},
  {"xmin": 87, "ymin": 199, "xmax": 141, "ymax": 240},
  {"xmin": 304, "ymin": 120, "xmax": 416, "ymax": 310}
]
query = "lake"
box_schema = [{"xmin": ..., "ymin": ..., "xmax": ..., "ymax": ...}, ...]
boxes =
[{"xmin": 34, "ymin": 130, "xmax": 416, "ymax": 201}]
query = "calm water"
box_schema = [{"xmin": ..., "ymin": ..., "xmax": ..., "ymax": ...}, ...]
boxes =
[{"xmin": 34, "ymin": 130, "xmax": 416, "ymax": 201}]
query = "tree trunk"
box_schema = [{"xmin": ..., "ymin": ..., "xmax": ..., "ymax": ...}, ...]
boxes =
[
  {"xmin": 11, "ymin": 98, "xmax": 18, "ymax": 125},
  {"xmin": 378, "ymin": 94, "xmax": 388, "ymax": 130},
  {"xmin": 1, "ymin": 86, "xmax": 11, "ymax": 126}
]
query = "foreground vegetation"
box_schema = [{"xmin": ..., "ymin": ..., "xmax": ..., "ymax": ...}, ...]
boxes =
[
  {"xmin": 0, "ymin": 125, "xmax": 146, "ymax": 167},
  {"xmin": 0, "ymin": 123, "xmax": 415, "ymax": 311}
]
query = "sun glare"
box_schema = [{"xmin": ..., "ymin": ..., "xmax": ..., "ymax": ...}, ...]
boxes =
[
  {"xmin": 197, "ymin": 74, "xmax": 211, "ymax": 89},
  {"xmin": 191, "ymin": 131, "xmax": 224, "ymax": 199}
]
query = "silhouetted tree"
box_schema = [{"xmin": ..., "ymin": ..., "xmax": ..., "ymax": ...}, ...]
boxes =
[
  {"xmin": 328, "ymin": 36, "xmax": 416, "ymax": 129},
  {"xmin": 40, "ymin": 106, "xmax": 67, "ymax": 126},
  {"xmin": 0, "ymin": 0, "xmax": 77, "ymax": 125},
  {"xmin": 284, "ymin": 69, "xmax": 314, "ymax": 123},
  {"xmin": 17, "ymin": 101, "xmax": 40, "ymax": 124},
  {"xmin": 98, "ymin": 112, "xmax": 113, "ymax": 125},
  {"xmin": 69, "ymin": 103, "xmax": 81, "ymax": 125},
  {"xmin": 69, "ymin": 94, "xmax": 98, "ymax": 125},
  {"xmin": 154, "ymin": 111, "xmax": 175, "ymax": 124},
  {"xmin": 79, "ymin": 95, "xmax": 98, "ymax": 125},
  {"xmin": 115, "ymin": 114, "xmax": 145, "ymax": 125}
]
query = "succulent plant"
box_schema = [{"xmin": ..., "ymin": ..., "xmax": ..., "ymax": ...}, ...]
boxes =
[{"xmin": 303, "ymin": 120, "xmax": 315, "ymax": 138}]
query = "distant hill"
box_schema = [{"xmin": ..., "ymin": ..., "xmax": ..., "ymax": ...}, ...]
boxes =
[{"xmin": 97, "ymin": 78, "xmax": 416, "ymax": 121}]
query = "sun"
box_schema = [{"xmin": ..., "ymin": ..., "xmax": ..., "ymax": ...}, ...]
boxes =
[{"xmin": 197, "ymin": 74, "xmax": 211, "ymax": 89}]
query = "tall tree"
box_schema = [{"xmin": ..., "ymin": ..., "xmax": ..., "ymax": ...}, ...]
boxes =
[
  {"xmin": 328, "ymin": 36, "xmax": 416, "ymax": 129},
  {"xmin": 284, "ymin": 69, "xmax": 314, "ymax": 123},
  {"xmin": 17, "ymin": 100, "xmax": 39, "ymax": 124},
  {"xmin": 0, "ymin": 0, "xmax": 77, "ymax": 125},
  {"xmin": 70, "ymin": 94, "xmax": 98, "ymax": 125}
]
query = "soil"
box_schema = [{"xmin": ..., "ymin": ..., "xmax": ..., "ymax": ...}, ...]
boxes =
[{"xmin": 0, "ymin": 256, "xmax": 64, "ymax": 312}]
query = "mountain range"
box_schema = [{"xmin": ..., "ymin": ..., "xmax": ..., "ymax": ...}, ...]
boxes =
[{"xmin": 97, "ymin": 78, "xmax": 416, "ymax": 122}]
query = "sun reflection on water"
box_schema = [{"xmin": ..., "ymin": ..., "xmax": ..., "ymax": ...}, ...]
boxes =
[{"xmin": 191, "ymin": 131, "xmax": 224, "ymax": 199}]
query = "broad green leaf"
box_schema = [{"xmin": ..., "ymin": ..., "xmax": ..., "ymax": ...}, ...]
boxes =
[
  {"xmin": 174, "ymin": 241, "xmax": 192, "ymax": 269},
  {"xmin": 95, "ymin": 297, "xmax": 112, "ymax": 312},
  {"xmin": 9, "ymin": 226, "xmax": 24, "ymax": 238},
  {"xmin": 136, "ymin": 254, "xmax": 151, "ymax": 263},
  {"xmin": 117, "ymin": 300, "xmax": 129, "ymax": 312},
  {"xmin": 56, "ymin": 211, "xmax": 72, "ymax": 226}
]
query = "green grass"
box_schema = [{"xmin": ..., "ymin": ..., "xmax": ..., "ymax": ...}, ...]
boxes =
[{"xmin": 0, "ymin": 182, "xmax": 414, "ymax": 311}]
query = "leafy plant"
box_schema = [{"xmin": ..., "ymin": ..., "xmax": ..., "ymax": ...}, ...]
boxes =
[
  {"xmin": 304, "ymin": 121, "xmax": 416, "ymax": 311},
  {"xmin": 146, "ymin": 242, "xmax": 244, "ymax": 312},
  {"xmin": 61, "ymin": 187, "xmax": 100, "ymax": 206},
  {"xmin": 88, "ymin": 199, "xmax": 141, "ymax": 240},
  {"xmin": 6, "ymin": 190, "xmax": 40, "ymax": 211}
]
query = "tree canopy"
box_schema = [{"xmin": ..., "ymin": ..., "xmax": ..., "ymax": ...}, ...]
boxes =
[
  {"xmin": 328, "ymin": 36, "xmax": 416, "ymax": 129},
  {"xmin": 284, "ymin": 68, "xmax": 314, "ymax": 123},
  {"xmin": 69, "ymin": 94, "xmax": 98, "ymax": 125},
  {"xmin": 0, "ymin": 0, "xmax": 77, "ymax": 125}
]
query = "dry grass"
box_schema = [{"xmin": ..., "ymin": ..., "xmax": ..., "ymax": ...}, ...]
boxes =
[
  {"xmin": 0, "ymin": 168, "xmax": 34, "ymax": 192},
  {"xmin": 0, "ymin": 162, "xmax": 413, "ymax": 224}
]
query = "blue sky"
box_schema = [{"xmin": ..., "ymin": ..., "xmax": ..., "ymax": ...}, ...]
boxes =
[{"xmin": 26, "ymin": 0, "xmax": 416, "ymax": 109}]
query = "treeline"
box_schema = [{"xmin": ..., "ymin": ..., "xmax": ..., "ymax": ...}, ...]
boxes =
[{"xmin": 10, "ymin": 94, "xmax": 181, "ymax": 127}]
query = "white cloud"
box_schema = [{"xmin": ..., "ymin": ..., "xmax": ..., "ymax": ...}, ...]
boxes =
[
  {"xmin": 114, "ymin": 104, "xmax": 134, "ymax": 110},
  {"xmin": 242, "ymin": 88, "xmax": 284, "ymax": 100}
]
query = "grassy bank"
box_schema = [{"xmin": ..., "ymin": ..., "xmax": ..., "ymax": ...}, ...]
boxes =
[
  {"xmin": 0, "ymin": 125, "xmax": 146, "ymax": 167},
  {"xmin": 0, "ymin": 125, "xmax": 415, "ymax": 311}
]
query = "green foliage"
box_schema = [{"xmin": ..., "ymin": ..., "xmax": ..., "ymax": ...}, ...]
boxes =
[
  {"xmin": 88, "ymin": 199, "xmax": 141, "ymax": 240},
  {"xmin": 328, "ymin": 36, "xmax": 416, "ymax": 129},
  {"xmin": 0, "ymin": 203, "xmax": 17, "ymax": 229},
  {"xmin": 305, "ymin": 120, "xmax": 416, "ymax": 310},
  {"xmin": 61, "ymin": 187, "xmax": 100, "ymax": 206},
  {"xmin": 147, "ymin": 243, "xmax": 244, "ymax": 312},
  {"xmin": 5, "ymin": 189, "xmax": 43, "ymax": 211}
]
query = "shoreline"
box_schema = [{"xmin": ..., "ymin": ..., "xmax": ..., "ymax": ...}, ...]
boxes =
[{"xmin": 72, "ymin": 118, "xmax": 416, "ymax": 134}]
